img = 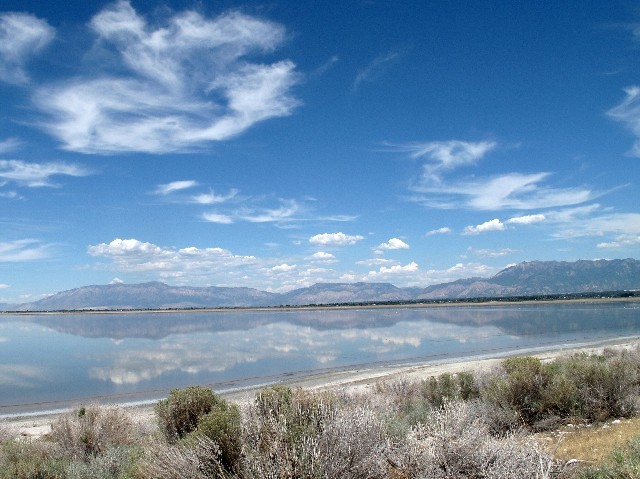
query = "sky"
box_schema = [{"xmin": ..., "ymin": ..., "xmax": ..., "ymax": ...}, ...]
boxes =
[{"xmin": 1, "ymin": 0, "xmax": 640, "ymax": 303}]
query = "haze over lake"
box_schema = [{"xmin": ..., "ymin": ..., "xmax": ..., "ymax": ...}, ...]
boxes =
[{"xmin": 1, "ymin": 302, "xmax": 639, "ymax": 415}]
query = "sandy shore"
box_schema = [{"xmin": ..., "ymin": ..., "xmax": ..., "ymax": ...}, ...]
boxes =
[{"xmin": 3, "ymin": 335, "xmax": 639, "ymax": 440}]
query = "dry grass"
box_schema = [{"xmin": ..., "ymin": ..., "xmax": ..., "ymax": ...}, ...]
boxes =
[{"xmin": 538, "ymin": 417, "xmax": 640, "ymax": 463}]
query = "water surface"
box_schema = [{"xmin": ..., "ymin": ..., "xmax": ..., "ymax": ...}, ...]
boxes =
[{"xmin": 1, "ymin": 302, "xmax": 639, "ymax": 415}]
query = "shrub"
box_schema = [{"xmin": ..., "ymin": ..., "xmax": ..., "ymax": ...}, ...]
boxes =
[
  {"xmin": 66, "ymin": 445, "xmax": 142, "ymax": 479},
  {"xmin": 138, "ymin": 435, "xmax": 225, "ymax": 479},
  {"xmin": 51, "ymin": 405, "xmax": 137, "ymax": 460},
  {"xmin": 186, "ymin": 402, "xmax": 243, "ymax": 473},
  {"xmin": 407, "ymin": 400, "xmax": 554, "ymax": 479},
  {"xmin": 0, "ymin": 439, "xmax": 67, "ymax": 479},
  {"xmin": 155, "ymin": 386, "xmax": 225, "ymax": 443}
]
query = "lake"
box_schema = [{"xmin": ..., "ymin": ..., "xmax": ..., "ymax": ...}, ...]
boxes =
[{"xmin": 1, "ymin": 301, "xmax": 639, "ymax": 415}]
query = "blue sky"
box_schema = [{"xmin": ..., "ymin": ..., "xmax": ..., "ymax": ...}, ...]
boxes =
[{"xmin": 1, "ymin": 0, "xmax": 640, "ymax": 303}]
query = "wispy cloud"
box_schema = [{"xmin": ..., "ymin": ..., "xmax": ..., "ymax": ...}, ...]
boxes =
[
  {"xmin": 0, "ymin": 12, "xmax": 54, "ymax": 84},
  {"xmin": 467, "ymin": 247, "xmax": 514, "ymax": 258},
  {"xmin": 154, "ymin": 180, "xmax": 198, "ymax": 195},
  {"xmin": 608, "ymin": 87, "xmax": 640, "ymax": 156},
  {"xmin": 413, "ymin": 172, "xmax": 595, "ymax": 210},
  {"xmin": 0, "ymin": 160, "xmax": 91, "ymax": 187},
  {"xmin": 191, "ymin": 189, "xmax": 239, "ymax": 205},
  {"xmin": 0, "ymin": 138, "xmax": 21, "ymax": 154},
  {"xmin": 390, "ymin": 140, "xmax": 496, "ymax": 182},
  {"xmin": 0, "ymin": 239, "xmax": 53, "ymax": 261},
  {"xmin": 309, "ymin": 232, "xmax": 364, "ymax": 246},
  {"xmin": 353, "ymin": 50, "xmax": 402, "ymax": 91},
  {"xmin": 33, "ymin": 1, "xmax": 299, "ymax": 154}
]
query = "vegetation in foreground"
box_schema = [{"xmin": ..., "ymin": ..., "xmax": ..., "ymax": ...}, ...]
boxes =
[{"xmin": 3, "ymin": 347, "xmax": 640, "ymax": 478}]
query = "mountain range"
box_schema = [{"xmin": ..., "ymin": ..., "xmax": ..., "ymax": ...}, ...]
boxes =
[{"xmin": 4, "ymin": 258, "xmax": 640, "ymax": 311}]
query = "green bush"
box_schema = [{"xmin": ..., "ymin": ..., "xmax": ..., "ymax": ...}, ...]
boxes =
[
  {"xmin": 155, "ymin": 386, "xmax": 225, "ymax": 443},
  {"xmin": 186, "ymin": 402, "xmax": 242, "ymax": 473},
  {"xmin": 481, "ymin": 352, "xmax": 640, "ymax": 429}
]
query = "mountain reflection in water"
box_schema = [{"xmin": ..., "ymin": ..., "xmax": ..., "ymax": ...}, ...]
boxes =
[{"xmin": 0, "ymin": 302, "xmax": 639, "ymax": 415}]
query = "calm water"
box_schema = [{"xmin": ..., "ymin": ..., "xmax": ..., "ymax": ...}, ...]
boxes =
[{"xmin": 1, "ymin": 302, "xmax": 639, "ymax": 415}]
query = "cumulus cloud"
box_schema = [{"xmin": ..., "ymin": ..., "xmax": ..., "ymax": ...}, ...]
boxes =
[
  {"xmin": 506, "ymin": 214, "xmax": 546, "ymax": 225},
  {"xmin": 0, "ymin": 239, "xmax": 53, "ymax": 262},
  {"xmin": 87, "ymin": 238, "xmax": 257, "ymax": 278},
  {"xmin": 0, "ymin": 160, "xmax": 91, "ymax": 187},
  {"xmin": 33, "ymin": 1, "xmax": 299, "ymax": 153},
  {"xmin": 0, "ymin": 12, "xmax": 54, "ymax": 84},
  {"xmin": 309, "ymin": 232, "xmax": 364, "ymax": 246},
  {"xmin": 375, "ymin": 237, "xmax": 410, "ymax": 253},
  {"xmin": 306, "ymin": 252, "xmax": 336, "ymax": 264},
  {"xmin": 365, "ymin": 261, "xmax": 419, "ymax": 280},
  {"xmin": 426, "ymin": 227, "xmax": 452, "ymax": 236},
  {"xmin": 462, "ymin": 218, "xmax": 505, "ymax": 235},
  {"xmin": 271, "ymin": 263, "xmax": 296, "ymax": 272}
]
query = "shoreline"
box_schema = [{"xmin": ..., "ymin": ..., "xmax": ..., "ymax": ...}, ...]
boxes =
[
  {"xmin": 4, "ymin": 334, "xmax": 639, "ymax": 440},
  {"xmin": 2, "ymin": 295, "xmax": 639, "ymax": 316}
]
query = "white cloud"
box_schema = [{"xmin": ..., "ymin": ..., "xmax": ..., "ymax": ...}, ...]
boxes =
[
  {"xmin": 426, "ymin": 227, "xmax": 452, "ymax": 236},
  {"xmin": 353, "ymin": 50, "xmax": 401, "ymax": 91},
  {"xmin": 238, "ymin": 199, "xmax": 302, "ymax": 223},
  {"xmin": 110, "ymin": 277, "xmax": 124, "ymax": 284},
  {"xmin": 0, "ymin": 12, "xmax": 54, "ymax": 84},
  {"xmin": 307, "ymin": 252, "xmax": 336, "ymax": 264},
  {"xmin": 271, "ymin": 263, "xmax": 296, "ymax": 272},
  {"xmin": 87, "ymin": 238, "xmax": 257, "ymax": 278},
  {"xmin": 0, "ymin": 239, "xmax": 53, "ymax": 262},
  {"xmin": 414, "ymin": 172, "xmax": 594, "ymax": 211},
  {"xmin": 462, "ymin": 218, "xmax": 505, "ymax": 235},
  {"xmin": 0, "ymin": 138, "xmax": 21, "ymax": 154},
  {"xmin": 201, "ymin": 212, "xmax": 234, "ymax": 224},
  {"xmin": 597, "ymin": 235, "xmax": 640, "ymax": 249},
  {"xmin": 0, "ymin": 160, "xmax": 91, "ymax": 187},
  {"xmin": 467, "ymin": 247, "xmax": 514, "ymax": 258},
  {"xmin": 356, "ymin": 258, "xmax": 395, "ymax": 266},
  {"xmin": 0, "ymin": 283, "xmax": 9, "ymax": 289},
  {"xmin": 191, "ymin": 188, "xmax": 238, "ymax": 204},
  {"xmin": 506, "ymin": 214, "xmax": 546, "ymax": 225},
  {"xmin": 400, "ymin": 140, "xmax": 496, "ymax": 168},
  {"xmin": 34, "ymin": 2, "xmax": 299, "ymax": 153},
  {"xmin": 309, "ymin": 232, "xmax": 364, "ymax": 246},
  {"xmin": 608, "ymin": 87, "xmax": 640, "ymax": 156},
  {"xmin": 155, "ymin": 180, "xmax": 198, "ymax": 195},
  {"xmin": 365, "ymin": 261, "xmax": 419, "ymax": 280},
  {"xmin": 375, "ymin": 237, "xmax": 410, "ymax": 253}
]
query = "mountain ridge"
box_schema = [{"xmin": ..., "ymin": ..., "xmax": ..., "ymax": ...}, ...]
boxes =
[{"xmin": 5, "ymin": 258, "xmax": 640, "ymax": 311}]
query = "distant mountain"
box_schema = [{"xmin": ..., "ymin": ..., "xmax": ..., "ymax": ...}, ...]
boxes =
[
  {"xmin": 416, "ymin": 258, "xmax": 640, "ymax": 299},
  {"xmin": 281, "ymin": 282, "xmax": 413, "ymax": 305},
  {"xmin": 6, "ymin": 258, "xmax": 640, "ymax": 311},
  {"xmin": 13, "ymin": 281, "xmax": 279, "ymax": 311}
]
